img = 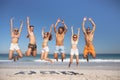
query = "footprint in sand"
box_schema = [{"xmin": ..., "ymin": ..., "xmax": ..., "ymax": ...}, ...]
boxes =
[
  {"xmin": 28, "ymin": 71, "xmax": 36, "ymax": 75},
  {"xmin": 14, "ymin": 71, "xmax": 25, "ymax": 75},
  {"xmin": 15, "ymin": 71, "xmax": 84, "ymax": 76}
]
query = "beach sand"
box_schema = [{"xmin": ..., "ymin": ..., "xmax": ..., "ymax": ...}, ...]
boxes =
[{"xmin": 0, "ymin": 62, "xmax": 120, "ymax": 80}]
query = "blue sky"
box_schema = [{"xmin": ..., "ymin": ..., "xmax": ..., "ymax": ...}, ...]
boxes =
[{"xmin": 0, "ymin": 0, "xmax": 120, "ymax": 54}]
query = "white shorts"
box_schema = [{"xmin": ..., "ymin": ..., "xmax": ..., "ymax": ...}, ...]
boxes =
[
  {"xmin": 70, "ymin": 49, "xmax": 79, "ymax": 55},
  {"xmin": 55, "ymin": 46, "xmax": 65, "ymax": 53},
  {"xmin": 41, "ymin": 46, "xmax": 49, "ymax": 53},
  {"xmin": 10, "ymin": 43, "xmax": 20, "ymax": 51}
]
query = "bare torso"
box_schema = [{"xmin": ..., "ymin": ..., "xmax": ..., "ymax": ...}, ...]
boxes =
[
  {"xmin": 71, "ymin": 40, "xmax": 78, "ymax": 49},
  {"xmin": 11, "ymin": 33, "xmax": 20, "ymax": 43},
  {"xmin": 42, "ymin": 38, "xmax": 48, "ymax": 48},
  {"xmin": 56, "ymin": 33, "xmax": 64, "ymax": 46},
  {"xmin": 29, "ymin": 32, "xmax": 36, "ymax": 44},
  {"xmin": 84, "ymin": 33, "xmax": 94, "ymax": 46}
]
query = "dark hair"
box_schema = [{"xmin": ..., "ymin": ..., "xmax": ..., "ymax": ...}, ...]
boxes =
[
  {"xmin": 44, "ymin": 32, "xmax": 52, "ymax": 41},
  {"xmin": 58, "ymin": 26, "xmax": 65, "ymax": 31},
  {"xmin": 29, "ymin": 25, "xmax": 34, "ymax": 28},
  {"xmin": 27, "ymin": 34, "xmax": 29, "ymax": 38},
  {"xmin": 86, "ymin": 27, "xmax": 90, "ymax": 31}
]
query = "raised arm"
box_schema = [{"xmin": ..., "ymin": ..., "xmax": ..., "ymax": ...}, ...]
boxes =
[
  {"xmin": 49, "ymin": 24, "xmax": 54, "ymax": 34},
  {"xmin": 54, "ymin": 18, "xmax": 60, "ymax": 33},
  {"xmin": 10, "ymin": 18, "xmax": 14, "ymax": 35},
  {"xmin": 82, "ymin": 17, "xmax": 87, "ymax": 34},
  {"xmin": 42, "ymin": 27, "xmax": 44, "ymax": 38},
  {"xmin": 71, "ymin": 26, "xmax": 74, "ymax": 36},
  {"xmin": 62, "ymin": 20, "xmax": 68, "ymax": 34},
  {"xmin": 26, "ymin": 17, "xmax": 30, "ymax": 34},
  {"xmin": 89, "ymin": 18, "xmax": 96, "ymax": 33},
  {"xmin": 77, "ymin": 28, "xmax": 80, "ymax": 39},
  {"xmin": 19, "ymin": 21, "xmax": 23, "ymax": 35}
]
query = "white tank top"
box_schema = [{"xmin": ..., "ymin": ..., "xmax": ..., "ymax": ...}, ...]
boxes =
[{"xmin": 72, "ymin": 40, "xmax": 78, "ymax": 45}]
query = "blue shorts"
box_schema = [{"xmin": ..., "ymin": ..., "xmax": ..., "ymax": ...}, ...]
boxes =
[{"xmin": 55, "ymin": 46, "xmax": 65, "ymax": 54}]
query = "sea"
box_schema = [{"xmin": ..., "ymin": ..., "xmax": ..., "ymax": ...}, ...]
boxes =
[{"xmin": 0, "ymin": 53, "xmax": 120, "ymax": 63}]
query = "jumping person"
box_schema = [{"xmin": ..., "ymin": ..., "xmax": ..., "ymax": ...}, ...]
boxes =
[
  {"xmin": 54, "ymin": 18, "xmax": 68, "ymax": 62},
  {"xmin": 69, "ymin": 26, "xmax": 80, "ymax": 67},
  {"xmin": 41, "ymin": 24, "xmax": 54, "ymax": 64},
  {"xmin": 9, "ymin": 18, "xmax": 23, "ymax": 61},
  {"xmin": 25, "ymin": 17, "xmax": 37, "ymax": 57},
  {"xmin": 82, "ymin": 17, "xmax": 96, "ymax": 62}
]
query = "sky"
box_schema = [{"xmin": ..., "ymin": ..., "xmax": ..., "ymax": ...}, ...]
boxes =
[{"xmin": 0, "ymin": 0, "xmax": 120, "ymax": 54}]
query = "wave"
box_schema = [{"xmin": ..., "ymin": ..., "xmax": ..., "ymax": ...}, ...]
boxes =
[
  {"xmin": 0, "ymin": 59, "xmax": 120, "ymax": 63},
  {"xmin": 0, "ymin": 60, "xmax": 13, "ymax": 62},
  {"xmin": 34, "ymin": 59, "xmax": 120, "ymax": 63}
]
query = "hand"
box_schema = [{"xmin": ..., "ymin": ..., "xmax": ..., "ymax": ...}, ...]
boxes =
[
  {"xmin": 71, "ymin": 26, "xmax": 73, "ymax": 30},
  {"xmin": 89, "ymin": 18, "xmax": 92, "ymax": 21},
  {"xmin": 78, "ymin": 28, "xmax": 80, "ymax": 31},
  {"xmin": 51, "ymin": 24, "xmax": 54, "ymax": 28},
  {"xmin": 57, "ymin": 18, "xmax": 60, "ymax": 23},
  {"xmin": 83, "ymin": 17, "xmax": 87, "ymax": 21},
  {"xmin": 20, "ymin": 21, "xmax": 23, "ymax": 25},
  {"xmin": 26, "ymin": 17, "xmax": 30, "ymax": 24},
  {"xmin": 61, "ymin": 20, "xmax": 64, "ymax": 24},
  {"xmin": 10, "ymin": 17, "xmax": 14, "ymax": 21}
]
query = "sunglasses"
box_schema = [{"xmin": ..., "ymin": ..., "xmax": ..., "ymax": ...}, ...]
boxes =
[{"xmin": 73, "ymin": 36, "xmax": 77, "ymax": 38}]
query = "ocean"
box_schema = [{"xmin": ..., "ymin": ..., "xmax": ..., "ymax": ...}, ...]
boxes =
[{"xmin": 0, "ymin": 53, "xmax": 120, "ymax": 63}]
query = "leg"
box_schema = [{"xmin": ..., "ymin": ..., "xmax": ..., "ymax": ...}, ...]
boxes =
[
  {"xmin": 83, "ymin": 47, "xmax": 89, "ymax": 62},
  {"xmin": 9, "ymin": 50, "xmax": 14, "ymax": 60},
  {"xmin": 44, "ymin": 52, "xmax": 53, "ymax": 64},
  {"xmin": 26, "ymin": 48, "xmax": 32, "ymax": 56},
  {"xmin": 14, "ymin": 50, "xmax": 23, "ymax": 61},
  {"xmin": 61, "ymin": 53, "xmax": 66, "ymax": 62},
  {"xmin": 89, "ymin": 45, "xmax": 96, "ymax": 59},
  {"xmin": 32, "ymin": 49, "xmax": 37, "ymax": 57},
  {"xmin": 90, "ymin": 51, "xmax": 96, "ymax": 59},
  {"xmin": 69, "ymin": 55, "xmax": 73, "ymax": 67},
  {"xmin": 54, "ymin": 53, "xmax": 58, "ymax": 61},
  {"xmin": 16, "ymin": 49, "xmax": 23, "ymax": 58},
  {"xmin": 75, "ymin": 55, "xmax": 79, "ymax": 66},
  {"xmin": 41, "ymin": 53, "xmax": 44, "ymax": 60}
]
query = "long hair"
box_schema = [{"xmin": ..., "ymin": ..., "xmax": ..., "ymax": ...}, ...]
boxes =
[{"xmin": 44, "ymin": 32, "xmax": 52, "ymax": 41}]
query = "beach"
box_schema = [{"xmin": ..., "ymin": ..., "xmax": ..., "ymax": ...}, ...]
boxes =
[{"xmin": 0, "ymin": 61, "xmax": 120, "ymax": 80}]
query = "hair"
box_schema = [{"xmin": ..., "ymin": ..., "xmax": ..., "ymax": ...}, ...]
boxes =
[
  {"xmin": 44, "ymin": 32, "xmax": 52, "ymax": 41},
  {"xmin": 29, "ymin": 25, "xmax": 34, "ymax": 28},
  {"xmin": 73, "ymin": 34, "xmax": 78, "ymax": 38},
  {"xmin": 58, "ymin": 26, "xmax": 65, "ymax": 32},
  {"xmin": 27, "ymin": 34, "xmax": 29, "ymax": 38},
  {"xmin": 86, "ymin": 27, "xmax": 90, "ymax": 31}
]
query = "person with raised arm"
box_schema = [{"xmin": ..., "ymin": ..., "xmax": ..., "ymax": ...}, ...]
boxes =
[
  {"xmin": 69, "ymin": 26, "xmax": 80, "ymax": 67},
  {"xmin": 82, "ymin": 17, "xmax": 96, "ymax": 62},
  {"xmin": 25, "ymin": 17, "xmax": 37, "ymax": 57},
  {"xmin": 54, "ymin": 18, "xmax": 68, "ymax": 62},
  {"xmin": 41, "ymin": 24, "xmax": 54, "ymax": 64},
  {"xmin": 9, "ymin": 18, "xmax": 23, "ymax": 61}
]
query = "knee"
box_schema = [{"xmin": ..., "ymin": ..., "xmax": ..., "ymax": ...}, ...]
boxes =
[
  {"xmin": 9, "ymin": 57, "xmax": 13, "ymax": 60},
  {"xmin": 54, "ymin": 53, "xmax": 58, "ymax": 59},
  {"xmin": 92, "ymin": 55, "xmax": 96, "ymax": 58},
  {"xmin": 26, "ymin": 53, "xmax": 30, "ymax": 57},
  {"xmin": 83, "ymin": 54, "xmax": 87, "ymax": 58},
  {"xmin": 61, "ymin": 53, "xmax": 66, "ymax": 59},
  {"xmin": 33, "ymin": 54, "xmax": 37, "ymax": 57},
  {"xmin": 41, "ymin": 58, "xmax": 43, "ymax": 60},
  {"xmin": 19, "ymin": 54, "xmax": 23, "ymax": 58}
]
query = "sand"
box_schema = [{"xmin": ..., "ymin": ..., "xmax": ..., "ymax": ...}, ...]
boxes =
[{"xmin": 0, "ymin": 62, "xmax": 120, "ymax": 80}]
